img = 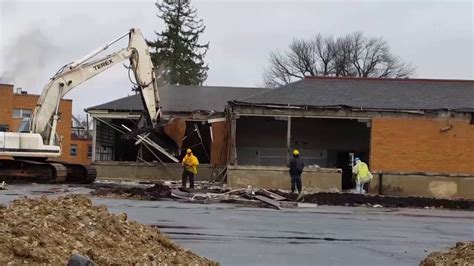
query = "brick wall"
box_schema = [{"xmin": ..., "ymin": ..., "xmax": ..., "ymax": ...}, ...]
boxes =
[
  {"xmin": 0, "ymin": 84, "xmax": 14, "ymax": 126},
  {"xmin": 70, "ymin": 138, "xmax": 92, "ymax": 165},
  {"xmin": 371, "ymin": 116, "xmax": 474, "ymax": 174},
  {"xmin": 55, "ymin": 99, "xmax": 73, "ymax": 162}
]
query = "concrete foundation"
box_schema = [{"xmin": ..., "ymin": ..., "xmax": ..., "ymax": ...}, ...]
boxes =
[
  {"xmin": 93, "ymin": 162, "xmax": 215, "ymax": 181},
  {"xmin": 93, "ymin": 163, "xmax": 474, "ymax": 200},
  {"xmin": 227, "ymin": 165, "xmax": 342, "ymax": 190},
  {"xmin": 369, "ymin": 172, "xmax": 474, "ymax": 199}
]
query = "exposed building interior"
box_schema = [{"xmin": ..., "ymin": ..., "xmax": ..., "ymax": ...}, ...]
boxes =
[
  {"xmin": 94, "ymin": 117, "xmax": 212, "ymax": 164},
  {"xmin": 236, "ymin": 116, "xmax": 371, "ymax": 189}
]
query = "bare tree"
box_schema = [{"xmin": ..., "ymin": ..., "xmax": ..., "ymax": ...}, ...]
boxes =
[
  {"xmin": 263, "ymin": 32, "xmax": 415, "ymax": 87},
  {"xmin": 263, "ymin": 34, "xmax": 338, "ymax": 87}
]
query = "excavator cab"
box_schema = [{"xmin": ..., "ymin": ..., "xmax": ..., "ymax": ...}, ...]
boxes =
[
  {"xmin": 0, "ymin": 124, "xmax": 9, "ymax": 132},
  {"xmin": 18, "ymin": 118, "xmax": 31, "ymax": 133}
]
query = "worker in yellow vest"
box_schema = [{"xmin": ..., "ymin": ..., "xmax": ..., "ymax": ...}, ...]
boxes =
[
  {"xmin": 181, "ymin": 148, "xmax": 199, "ymax": 189},
  {"xmin": 352, "ymin": 157, "xmax": 373, "ymax": 194}
]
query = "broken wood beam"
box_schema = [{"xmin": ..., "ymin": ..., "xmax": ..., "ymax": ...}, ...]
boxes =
[
  {"xmin": 122, "ymin": 124, "xmax": 179, "ymax": 163},
  {"xmin": 257, "ymin": 188, "xmax": 288, "ymax": 201},
  {"xmin": 254, "ymin": 195, "xmax": 282, "ymax": 210}
]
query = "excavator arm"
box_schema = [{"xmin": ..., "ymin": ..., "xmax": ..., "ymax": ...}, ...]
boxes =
[
  {"xmin": 0, "ymin": 27, "xmax": 186, "ymax": 184},
  {"xmin": 32, "ymin": 28, "xmax": 161, "ymax": 145}
]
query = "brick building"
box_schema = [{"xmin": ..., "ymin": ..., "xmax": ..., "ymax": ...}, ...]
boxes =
[
  {"xmin": 83, "ymin": 78, "xmax": 473, "ymax": 198},
  {"xmin": 0, "ymin": 83, "xmax": 91, "ymax": 165},
  {"xmin": 228, "ymin": 77, "xmax": 474, "ymax": 197}
]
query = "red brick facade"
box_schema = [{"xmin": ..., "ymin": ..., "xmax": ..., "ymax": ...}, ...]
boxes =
[{"xmin": 371, "ymin": 116, "xmax": 474, "ymax": 174}]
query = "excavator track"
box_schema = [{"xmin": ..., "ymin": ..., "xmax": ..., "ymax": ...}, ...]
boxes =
[
  {"xmin": 62, "ymin": 163, "xmax": 97, "ymax": 184},
  {"xmin": 0, "ymin": 159, "xmax": 96, "ymax": 184}
]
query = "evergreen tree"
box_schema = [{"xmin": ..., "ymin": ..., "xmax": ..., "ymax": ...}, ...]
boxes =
[{"xmin": 148, "ymin": 0, "xmax": 209, "ymax": 85}]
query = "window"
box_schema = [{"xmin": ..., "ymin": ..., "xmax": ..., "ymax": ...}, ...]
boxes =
[
  {"xmin": 18, "ymin": 119, "xmax": 31, "ymax": 132},
  {"xmin": 70, "ymin": 144, "xmax": 78, "ymax": 157},
  {"xmin": 87, "ymin": 144, "xmax": 92, "ymax": 159},
  {"xmin": 12, "ymin": 109, "xmax": 32, "ymax": 119}
]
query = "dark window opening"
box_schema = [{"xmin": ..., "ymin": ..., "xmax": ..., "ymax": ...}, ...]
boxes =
[
  {"xmin": 70, "ymin": 144, "xmax": 78, "ymax": 157},
  {"xmin": 87, "ymin": 144, "xmax": 92, "ymax": 159}
]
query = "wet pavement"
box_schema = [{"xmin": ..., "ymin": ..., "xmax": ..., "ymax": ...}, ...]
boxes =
[{"xmin": 1, "ymin": 184, "xmax": 473, "ymax": 265}]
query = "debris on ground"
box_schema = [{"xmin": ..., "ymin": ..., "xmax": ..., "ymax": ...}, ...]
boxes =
[
  {"xmin": 87, "ymin": 181, "xmax": 474, "ymax": 210},
  {"xmin": 170, "ymin": 187, "xmax": 289, "ymax": 210},
  {"xmin": 90, "ymin": 182, "xmax": 295, "ymax": 210},
  {"xmin": 272, "ymin": 191, "xmax": 474, "ymax": 210},
  {"xmin": 0, "ymin": 181, "xmax": 6, "ymax": 190},
  {"xmin": 0, "ymin": 195, "xmax": 218, "ymax": 265},
  {"xmin": 91, "ymin": 183, "xmax": 172, "ymax": 200},
  {"xmin": 420, "ymin": 242, "xmax": 474, "ymax": 265}
]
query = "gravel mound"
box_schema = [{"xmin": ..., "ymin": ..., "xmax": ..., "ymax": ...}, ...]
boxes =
[
  {"xmin": 0, "ymin": 195, "xmax": 217, "ymax": 265},
  {"xmin": 421, "ymin": 242, "xmax": 474, "ymax": 265}
]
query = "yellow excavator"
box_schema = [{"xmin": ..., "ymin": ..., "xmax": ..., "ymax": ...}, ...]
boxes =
[{"xmin": 0, "ymin": 28, "xmax": 185, "ymax": 183}]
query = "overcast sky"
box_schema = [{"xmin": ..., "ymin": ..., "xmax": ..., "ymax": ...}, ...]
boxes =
[{"xmin": 1, "ymin": 0, "xmax": 473, "ymax": 116}]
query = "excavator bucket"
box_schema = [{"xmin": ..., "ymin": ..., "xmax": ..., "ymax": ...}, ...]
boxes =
[
  {"xmin": 162, "ymin": 118, "xmax": 186, "ymax": 150},
  {"xmin": 121, "ymin": 117, "xmax": 186, "ymax": 156}
]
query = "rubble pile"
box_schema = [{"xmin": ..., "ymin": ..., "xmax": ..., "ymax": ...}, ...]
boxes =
[
  {"xmin": 272, "ymin": 191, "xmax": 474, "ymax": 210},
  {"xmin": 0, "ymin": 195, "xmax": 217, "ymax": 265},
  {"xmin": 91, "ymin": 183, "xmax": 172, "ymax": 200},
  {"xmin": 421, "ymin": 242, "xmax": 474, "ymax": 265},
  {"xmin": 89, "ymin": 182, "xmax": 474, "ymax": 210},
  {"xmin": 91, "ymin": 183, "xmax": 288, "ymax": 209}
]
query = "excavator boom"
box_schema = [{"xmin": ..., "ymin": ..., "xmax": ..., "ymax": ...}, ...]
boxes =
[{"xmin": 0, "ymin": 28, "xmax": 186, "ymax": 184}]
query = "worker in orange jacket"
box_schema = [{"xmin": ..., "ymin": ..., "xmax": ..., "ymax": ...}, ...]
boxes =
[{"xmin": 181, "ymin": 148, "xmax": 199, "ymax": 189}]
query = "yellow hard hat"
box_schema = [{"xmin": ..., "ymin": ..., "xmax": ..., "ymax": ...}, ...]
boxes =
[
  {"xmin": 293, "ymin": 149, "xmax": 299, "ymax": 155},
  {"xmin": 186, "ymin": 149, "xmax": 192, "ymax": 154}
]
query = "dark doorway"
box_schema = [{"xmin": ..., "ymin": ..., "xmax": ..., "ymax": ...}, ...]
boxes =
[
  {"xmin": 337, "ymin": 152, "xmax": 353, "ymax": 190},
  {"xmin": 337, "ymin": 151, "xmax": 370, "ymax": 190}
]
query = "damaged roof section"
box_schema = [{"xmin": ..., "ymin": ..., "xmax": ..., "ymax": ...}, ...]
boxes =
[
  {"xmin": 87, "ymin": 85, "xmax": 269, "ymax": 113},
  {"xmin": 232, "ymin": 77, "xmax": 474, "ymax": 113}
]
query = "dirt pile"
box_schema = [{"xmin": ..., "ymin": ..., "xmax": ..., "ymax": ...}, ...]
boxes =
[
  {"xmin": 0, "ymin": 195, "xmax": 217, "ymax": 265},
  {"xmin": 91, "ymin": 183, "xmax": 172, "ymax": 200},
  {"xmin": 272, "ymin": 191, "xmax": 474, "ymax": 210},
  {"xmin": 421, "ymin": 242, "xmax": 474, "ymax": 265}
]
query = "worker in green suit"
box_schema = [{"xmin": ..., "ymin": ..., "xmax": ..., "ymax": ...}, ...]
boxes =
[{"xmin": 352, "ymin": 157, "xmax": 373, "ymax": 194}]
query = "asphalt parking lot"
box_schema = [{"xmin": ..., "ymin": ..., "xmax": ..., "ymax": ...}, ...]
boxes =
[{"xmin": 1, "ymin": 184, "xmax": 473, "ymax": 265}]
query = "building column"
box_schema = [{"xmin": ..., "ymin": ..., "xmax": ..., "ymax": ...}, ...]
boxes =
[
  {"xmin": 287, "ymin": 116, "xmax": 292, "ymax": 163},
  {"xmin": 230, "ymin": 115, "xmax": 237, "ymax": 165},
  {"xmin": 91, "ymin": 117, "xmax": 97, "ymax": 162}
]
